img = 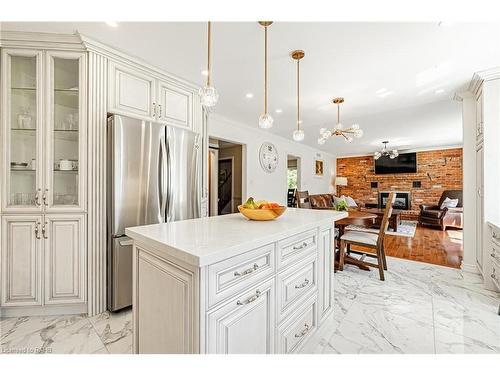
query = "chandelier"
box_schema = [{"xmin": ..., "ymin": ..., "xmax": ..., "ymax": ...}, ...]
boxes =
[
  {"xmin": 199, "ymin": 21, "xmax": 219, "ymax": 109},
  {"xmin": 258, "ymin": 21, "xmax": 273, "ymax": 129},
  {"xmin": 374, "ymin": 141, "xmax": 399, "ymax": 159},
  {"xmin": 318, "ymin": 97, "xmax": 363, "ymax": 144},
  {"xmin": 291, "ymin": 50, "xmax": 305, "ymax": 141}
]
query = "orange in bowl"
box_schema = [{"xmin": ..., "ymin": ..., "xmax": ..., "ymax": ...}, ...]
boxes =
[{"xmin": 238, "ymin": 205, "xmax": 287, "ymax": 221}]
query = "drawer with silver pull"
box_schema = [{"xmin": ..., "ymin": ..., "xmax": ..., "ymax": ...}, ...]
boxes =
[
  {"xmin": 276, "ymin": 253, "xmax": 317, "ymax": 322},
  {"xmin": 491, "ymin": 261, "xmax": 500, "ymax": 290},
  {"xmin": 277, "ymin": 229, "xmax": 317, "ymax": 270},
  {"xmin": 490, "ymin": 241, "xmax": 500, "ymax": 263},
  {"xmin": 277, "ymin": 295, "xmax": 317, "ymax": 354},
  {"xmin": 207, "ymin": 243, "xmax": 275, "ymax": 308},
  {"xmin": 491, "ymin": 226, "xmax": 500, "ymax": 247}
]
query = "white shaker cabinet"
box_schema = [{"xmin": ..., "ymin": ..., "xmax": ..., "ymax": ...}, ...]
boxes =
[
  {"xmin": 44, "ymin": 214, "xmax": 86, "ymax": 305},
  {"xmin": 206, "ymin": 278, "xmax": 275, "ymax": 354},
  {"xmin": 1, "ymin": 216, "xmax": 43, "ymax": 307},
  {"xmin": 108, "ymin": 61, "xmax": 156, "ymax": 121},
  {"xmin": 108, "ymin": 61, "xmax": 196, "ymax": 131}
]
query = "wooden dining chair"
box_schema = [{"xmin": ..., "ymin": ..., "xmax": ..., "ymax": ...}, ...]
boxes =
[
  {"xmin": 338, "ymin": 192, "xmax": 396, "ymax": 281},
  {"xmin": 295, "ymin": 190, "xmax": 311, "ymax": 208}
]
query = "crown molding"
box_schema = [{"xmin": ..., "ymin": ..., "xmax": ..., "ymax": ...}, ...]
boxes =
[
  {"xmin": 468, "ymin": 66, "xmax": 500, "ymax": 96},
  {"xmin": 79, "ymin": 33, "xmax": 200, "ymax": 91},
  {"xmin": 0, "ymin": 30, "xmax": 85, "ymax": 51}
]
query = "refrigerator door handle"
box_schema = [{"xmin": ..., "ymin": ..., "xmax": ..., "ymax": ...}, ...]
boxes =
[
  {"xmin": 166, "ymin": 135, "xmax": 172, "ymax": 222},
  {"xmin": 159, "ymin": 135, "xmax": 168, "ymax": 222}
]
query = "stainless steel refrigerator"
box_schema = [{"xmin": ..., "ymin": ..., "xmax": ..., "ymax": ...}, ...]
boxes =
[{"xmin": 107, "ymin": 115, "xmax": 201, "ymax": 311}]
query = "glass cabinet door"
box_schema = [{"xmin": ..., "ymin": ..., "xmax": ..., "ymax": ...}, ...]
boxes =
[
  {"xmin": 46, "ymin": 52, "xmax": 85, "ymax": 211},
  {"xmin": 2, "ymin": 50, "xmax": 43, "ymax": 211}
]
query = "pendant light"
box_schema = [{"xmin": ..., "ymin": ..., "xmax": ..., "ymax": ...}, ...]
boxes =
[
  {"xmin": 199, "ymin": 21, "xmax": 219, "ymax": 109},
  {"xmin": 318, "ymin": 97, "xmax": 363, "ymax": 144},
  {"xmin": 258, "ymin": 21, "xmax": 273, "ymax": 129},
  {"xmin": 291, "ymin": 50, "xmax": 305, "ymax": 141},
  {"xmin": 374, "ymin": 141, "xmax": 399, "ymax": 159}
]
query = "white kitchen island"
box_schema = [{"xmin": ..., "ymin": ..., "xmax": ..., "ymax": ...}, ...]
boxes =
[{"xmin": 125, "ymin": 208, "xmax": 347, "ymax": 354}]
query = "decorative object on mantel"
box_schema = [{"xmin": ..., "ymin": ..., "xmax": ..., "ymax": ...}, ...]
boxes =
[
  {"xmin": 374, "ymin": 140, "xmax": 399, "ymax": 160},
  {"xmin": 258, "ymin": 21, "xmax": 274, "ymax": 129},
  {"xmin": 318, "ymin": 97, "xmax": 363, "ymax": 144},
  {"xmin": 199, "ymin": 21, "xmax": 219, "ymax": 110},
  {"xmin": 290, "ymin": 49, "xmax": 305, "ymax": 141},
  {"xmin": 335, "ymin": 176, "xmax": 348, "ymax": 195},
  {"xmin": 314, "ymin": 158, "xmax": 324, "ymax": 176},
  {"xmin": 259, "ymin": 141, "xmax": 279, "ymax": 173}
]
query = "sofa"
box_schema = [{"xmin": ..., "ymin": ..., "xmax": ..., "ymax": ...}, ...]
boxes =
[
  {"xmin": 419, "ymin": 190, "xmax": 463, "ymax": 231},
  {"xmin": 308, "ymin": 193, "xmax": 358, "ymax": 210}
]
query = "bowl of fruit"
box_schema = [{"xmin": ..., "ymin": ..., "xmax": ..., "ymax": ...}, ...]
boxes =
[{"xmin": 238, "ymin": 197, "xmax": 287, "ymax": 221}]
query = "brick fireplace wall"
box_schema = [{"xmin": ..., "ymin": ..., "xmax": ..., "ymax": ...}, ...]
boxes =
[{"xmin": 336, "ymin": 148, "xmax": 463, "ymax": 219}]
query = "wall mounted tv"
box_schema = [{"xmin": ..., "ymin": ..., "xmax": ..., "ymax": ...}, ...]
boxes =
[{"xmin": 374, "ymin": 152, "xmax": 417, "ymax": 174}]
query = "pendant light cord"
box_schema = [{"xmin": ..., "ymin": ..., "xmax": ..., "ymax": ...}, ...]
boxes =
[
  {"xmin": 207, "ymin": 21, "xmax": 211, "ymax": 87},
  {"xmin": 297, "ymin": 58, "xmax": 300, "ymax": 131},
  {"xmin": 264, "ymin": 25, "xmax": 268, "ymax": 115}
]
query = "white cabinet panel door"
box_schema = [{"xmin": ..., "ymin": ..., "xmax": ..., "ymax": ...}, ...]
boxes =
[
  {"xmin": 44, "ymin": 214, "xmax": 86, "ymax": 304},
  {"xmin": 1, "ymin": 216, "xmax": 42, "ymax": 306},
  {"xmin": 206, "ymin": 278, "xmax": 275, "ymax": 354},
  {"xmin": 158, "ymin": 81, "xmax": 193, "ymax": 129},
  {"xmin": 109, "ymin": 62, "xmax": 156, "ymax": 121},
  {"xmin": 318, "ymin": 227, "xmax": 333, "ymax": 322}
]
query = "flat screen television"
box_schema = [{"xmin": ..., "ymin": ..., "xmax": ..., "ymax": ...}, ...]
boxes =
[{"xmin": 374, "ymin": 152, "xmax": 417, "ymax": 174}]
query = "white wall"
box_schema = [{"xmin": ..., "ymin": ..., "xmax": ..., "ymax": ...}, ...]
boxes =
[{"xmin": 208, "ymin": 114, "xmax": 336, "ymax": 205}]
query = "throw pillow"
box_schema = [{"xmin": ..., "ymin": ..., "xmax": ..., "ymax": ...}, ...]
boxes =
[
  {"xmin": 344, "ymin": 196, "xmax": 358, "ymax": 207},
  {"xmin": 440, "ymin": 197, "xmax": 459, "ymax": 209}
]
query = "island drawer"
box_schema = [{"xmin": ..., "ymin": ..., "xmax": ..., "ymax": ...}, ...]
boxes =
[
  {"xmin": 276, "ymin": 295, "xmax": 317, "ymax": 354},
  {"xmin": 207, "ymin": 243, "xmax": 275, "ymax": 308},
  {"xmin": 492, "ymin": 225, "xmax": 500, "ymax": 246},
  {"xmin": 277, "ymin": 229, "xmax": 317, "ymax": 270},
  {"xmin": 491, "ymin": 260, "xmax": 500, "ymax": 290},
  {"xmin": 276, "ymin": 253, "xmax": 317, "ymax": 322},
  {"xmin": 491, "ymin": 241, "xmax": 500, "ymax": 263}
]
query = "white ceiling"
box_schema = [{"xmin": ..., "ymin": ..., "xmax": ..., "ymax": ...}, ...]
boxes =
[{"xmin": 3, "ymin": 21, "xmax": 500, "ymax": 155}]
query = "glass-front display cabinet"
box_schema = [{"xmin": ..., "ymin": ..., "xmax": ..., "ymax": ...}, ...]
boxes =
[
  {"xmin": 1, "ymin": 50, "xmax": 43, "ymax": 211},
  {"xmin": 45, "ymin": 51, "xmax": 86, "ymax": 211},
  {"xmin": 1, "ymin": 49, "xmax": 86, "ymax": 213}
]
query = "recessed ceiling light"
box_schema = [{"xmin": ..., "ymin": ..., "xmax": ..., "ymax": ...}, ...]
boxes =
[
  {"xmin": 435, "ymin": 88, "xmax": 445, "ymax": 94},
  {"xmin": 438, "ymin": 21, "xmax": 453, "ymax": 27},
  {"xmin": 275, "ymin": 109, "xmax": 282, "ymax": 113},
  {"xmin": 201, "ymin": 70, "xmax": 209, "ymax": 76},
  {"xmin": 245, "ymin": 93, "xmax": 254, "ymax": 99},
  {"xmin": 375, "ymin": 88, "xmax": 388, "ymax": 95},
  {"xmin": 377, "ymin": 90, "xmax": 393, "ymax": 98},
  {"xmin": 105, "ymin": 21, "xmax": 118, "ymax": 27}
]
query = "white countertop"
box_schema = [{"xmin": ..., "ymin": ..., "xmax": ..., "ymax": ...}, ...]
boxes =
[{"xmin": 125, "ymin": 208, "xmax": 347, "ymax": 267}]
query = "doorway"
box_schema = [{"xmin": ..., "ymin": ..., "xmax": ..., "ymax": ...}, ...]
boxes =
[
  {"xmin": 287, "ymin": 155, "xmax": 301, "ymax": 207},
  {"xmin": 208, "ymin": 138, "xmax": 243, "ymax": 216}
]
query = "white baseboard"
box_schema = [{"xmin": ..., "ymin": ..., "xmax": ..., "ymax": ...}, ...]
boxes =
[
  {"xmin": 0, "ymin": 303, "xmax": 87, "ymax": 318},
  {"xmin": 461, "ymin": 262, "xmax": 480, "ymax": 274}
]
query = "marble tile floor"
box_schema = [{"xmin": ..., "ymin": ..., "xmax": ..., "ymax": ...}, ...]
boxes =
[
  {"xmin": 301, "ymin": 257, "xmax": 500, "ymax": 354},
  {"xmin": 1, "ymin": 257, "xmax": 499, "ymax": 354},
  {"xmin": 1, "ymin": 308, "xmax": 132, "ymax": 354}
]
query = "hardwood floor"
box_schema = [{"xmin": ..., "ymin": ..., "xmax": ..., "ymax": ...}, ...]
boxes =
[{"xmin": 352, "ymin": 225, "xmax": 463, "ymax": 269}]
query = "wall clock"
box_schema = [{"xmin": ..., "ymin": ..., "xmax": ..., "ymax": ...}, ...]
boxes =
[{"xmin": 259, "ymin": 142, "xmax": 279, "ymax": 173}]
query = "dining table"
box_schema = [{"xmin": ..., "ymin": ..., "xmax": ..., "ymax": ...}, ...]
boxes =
[{"xmin": 334, "ymin": 210, "xmax": 378, "ymax": 272}]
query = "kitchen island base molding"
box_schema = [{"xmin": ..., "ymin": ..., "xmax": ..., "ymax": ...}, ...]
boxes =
[{"xmin": 128, "ymin": 209, "xmax": 346, "ymax": 354}]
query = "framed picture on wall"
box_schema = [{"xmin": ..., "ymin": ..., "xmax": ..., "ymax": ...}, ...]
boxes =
[{"xmin": 314, "ymin": 158, "xmax": 324, "ymax": 177}]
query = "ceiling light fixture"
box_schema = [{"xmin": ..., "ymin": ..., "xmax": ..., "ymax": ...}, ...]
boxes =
[
  {"xmin": 318, "ymin": 98, "xmax": 363, "ymax": 144},
  {"xmin": 275, "ymin": 108, "xmax": 282, "ymax": 113},
  {"xmin": 435, "ymin": 88, "xmax": 445, "ymax": 94},
  {"xmin": 105, "ymin": 21, "xmax": 118, "ymax": 27},
  {"xmin": 258, "ymin": 21, "xmax": 273, "ymax": 129},
  {"xmin": 291, "ymin": 49, "xmax": 305, "ymax": 142},
  {"xmin": 245, "ymin": 93, "xmax": 254, "ymax": 99},
  {"xmin": 201, "ymin": 69, "xmax": 209, "ymax": 76},
  {"xmin": 199, "ymin": 21, "xmax": 219, "ymax": 110},
  {"xmin": 374, "ymin": 141, "xmax": 399, "ymax": 160}
]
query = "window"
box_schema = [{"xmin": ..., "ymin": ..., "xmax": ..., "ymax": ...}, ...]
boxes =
[{"xmin": 287, "ymin": 168, "xmax": 297, "ymax": 189}]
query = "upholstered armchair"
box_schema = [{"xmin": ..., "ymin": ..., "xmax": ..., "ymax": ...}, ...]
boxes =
[{"xmin": 419, "ymin": 190, "xmax": 463, "ymax": 231}]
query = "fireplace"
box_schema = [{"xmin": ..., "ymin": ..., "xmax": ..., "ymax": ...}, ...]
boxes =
[{"xmin": 379, "ymin": 191, "xmax": 411, "ymax": 210}]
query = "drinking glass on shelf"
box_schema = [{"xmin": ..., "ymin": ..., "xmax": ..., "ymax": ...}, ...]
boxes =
[{"xmin": 17, "ymin": 107, "xmax": 32, "ymax": 129}]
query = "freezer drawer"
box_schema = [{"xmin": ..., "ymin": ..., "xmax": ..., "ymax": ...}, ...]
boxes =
[{"xmin": 108, "ymin": 236, "xmax": 133, "ymax": 311}]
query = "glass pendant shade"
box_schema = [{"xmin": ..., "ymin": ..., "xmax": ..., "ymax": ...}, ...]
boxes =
[
  {"xmin": 293, "ymin": 129, "xmax": 305, "ymax": 142},
  {"xmin": 354, "ymin": 129, "xmax": 364, "ymax": 138},
  {"xmin": 317, "ymin": 137, "xmax": 326, "ymax": 145},
  {"xmin": 322, "ymin": 129, "xmax": 332, "ymax": 138},
  {"xmin": 374, "ymin": 151, "xmax": 381, "ymax": 160},
  {"xmin": 335, "ymin": 122, "xmax": 343, "ymax": 130},
  {"xmin": 345, "ymin": 136, "xmax": 353, "ymax": 143},
  {"xmin": 259, "ymin": 113, "xmax": 274, "ymax": 129},
  {"xmin": 319, "ymin": 127, "xmax": 327, "ymax": 135},
  {"xmin": 351, "ymin": 124, "xmax": 360, "ymax": 130},
  {"xmin": 199, "ymin": 85, "xmax": 219, "ymax": 108}
]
